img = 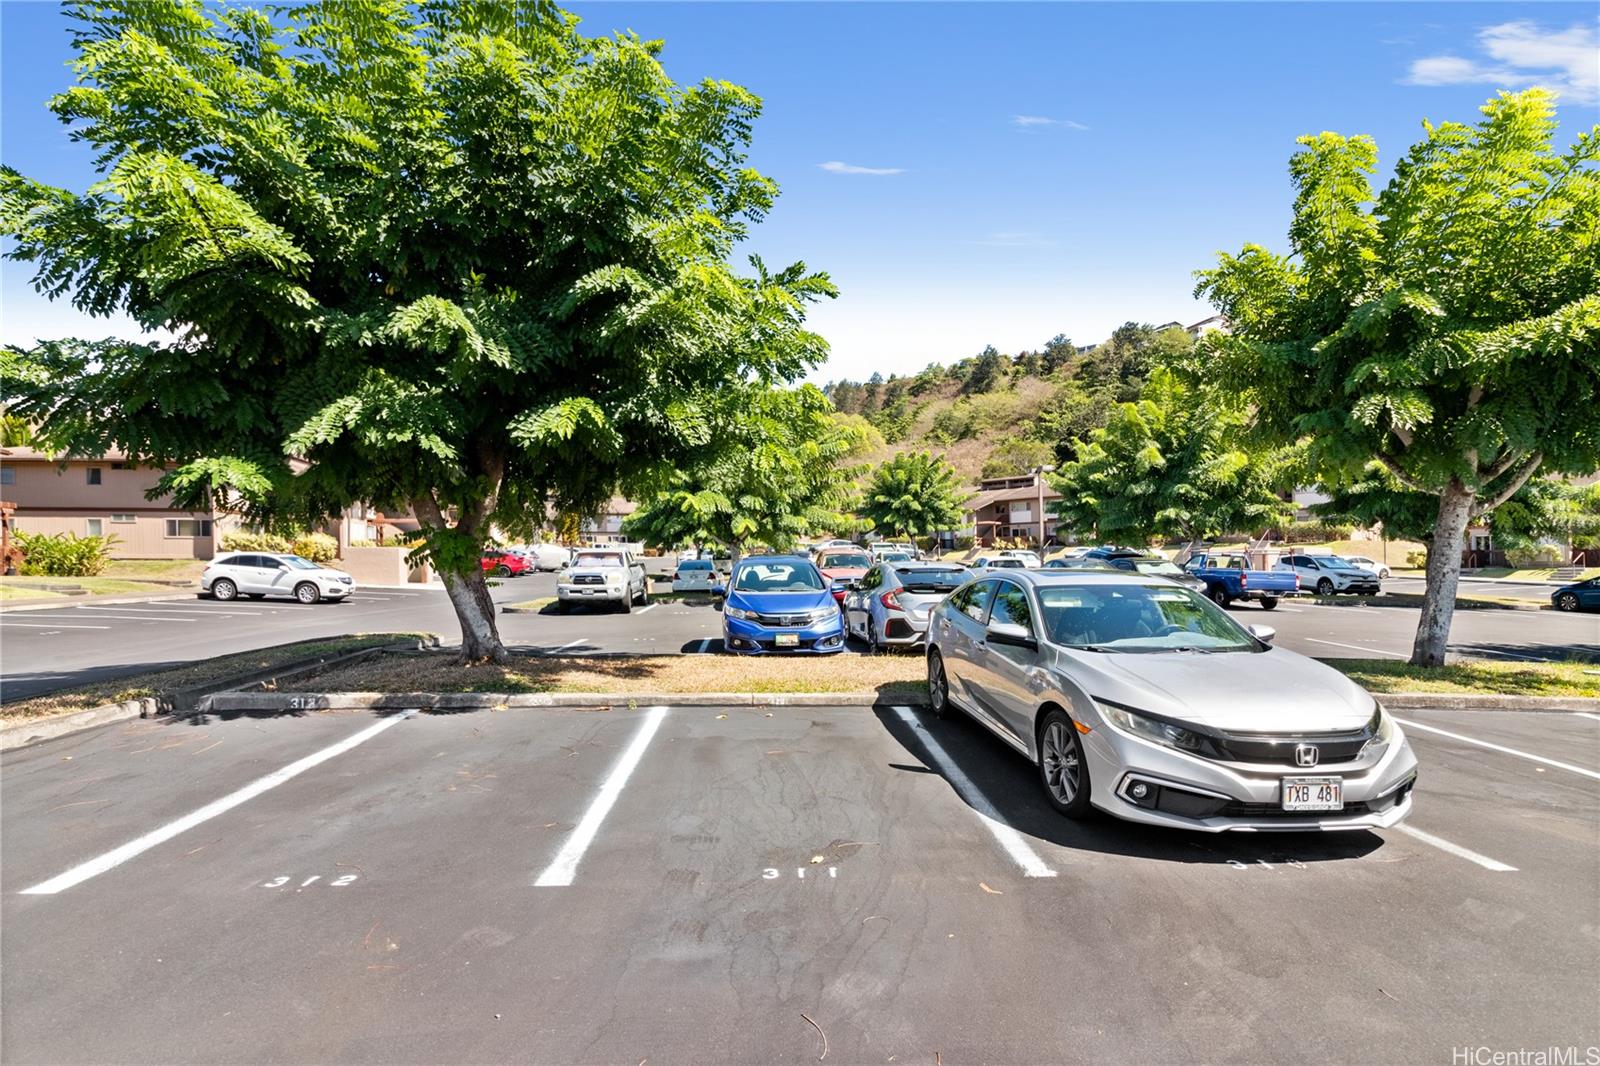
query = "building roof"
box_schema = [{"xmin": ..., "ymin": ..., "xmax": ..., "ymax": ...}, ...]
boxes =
[
  {"xmin": 964, "ymin": 484, "xmax": 1063, "ymax": 511},
  {"xmin": 0, "ymin": 446, "xmax": 134, "ymax": 463}
]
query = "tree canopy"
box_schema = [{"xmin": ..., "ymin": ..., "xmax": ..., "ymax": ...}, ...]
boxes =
[
  {"xmin": 2, "ymin": 0, "xmax": 834, "ymax": 659},
  {"xmin": 622, "ymin": 387, "xmax": 866, "ymax": 557},
  {"xmin": 857, "ymin": 451, "xmax": 969, "ymax": 539},
  {"xmin": 1049, "ymin": 368, "xmax": 1291, "ymax": 545},
  {"xmin": 1195, "ymin": 89, "xmax": 1599, "ymax": 663}
]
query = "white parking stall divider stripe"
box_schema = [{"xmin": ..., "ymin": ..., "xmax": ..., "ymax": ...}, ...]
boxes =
[
  {"xmin": 20, "ymin": 710, "xmax": 418, "ymax": 895},
  {"xmin": 892, "ymin": 706, "xmax": 1058, "ymax": 878},
  {"xmin": 550, "ymin": 639, "xmax": 586, "ymax": 654},
  {"xmin": 1574, "ymin": 712, "xmax": 1600, "ymax": 723},
  {"xmin": 0, "ymin": 620, "xmax": 114, "ymax": 629},
  {"xmin": 1393, "ymin": 824, "xmax": 1518, "ymax": 872},
  {"xmin": 635, "ymin": 603, "xmax": 658, "ymax": 615},
  {"xmin": 1305, "ymin": 638, "xmax": 1408, "ymax": 659},
  {"xmin": 695, "ymin": 638, "xmax": 712, "ymax": 654},
  {"xmin": 534, "ymin": 706, "xmax": 669, "ymax": 887},
  {"xmin": 60, "ymin": 613, "xmax": 200, "ymax": 623},
  {"xmin": 1394, "ymin": 717, "xmax": 1600, "ymax": 782}
]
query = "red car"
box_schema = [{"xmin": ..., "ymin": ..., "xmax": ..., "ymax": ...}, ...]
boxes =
[
  {"xmin": 815, "ymin": 549, "xmax": 873, "ymax": 603},
  {"xmin": 481, "ymin": 550, "xmax": 530, "ymax": 577}
]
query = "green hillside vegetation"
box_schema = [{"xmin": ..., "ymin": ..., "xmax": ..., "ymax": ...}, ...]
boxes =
[{"xmin": 826, "ymin": 323, "xmax": 1192, "ymax": 483}]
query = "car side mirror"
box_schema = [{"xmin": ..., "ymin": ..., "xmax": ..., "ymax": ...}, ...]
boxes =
[
  {"xmin": 1247, "ymin": 624, "xmax": 1276, "ymax": 644},
  {"xmin": 987, "ymin": 622, "xmax": 1038, "ymax": 651},
  {"xmin": 830, "ymin": 580, "xmax": 849, "ymax": 594}
]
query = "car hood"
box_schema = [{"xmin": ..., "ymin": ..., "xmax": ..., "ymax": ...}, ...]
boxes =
[
  {"xmin": 819, "ymin": 566, "xmax": 868, "ymax": 579},
  {"xmin": 1057, "ymin": 645, "xmax": 1375, "ymax": 732},
  {"xmin": 728, "ymin": 589, "xmax": 835, "ymax": 614},
  {"xmin": 564, "ymin": 566, "xmax": 624, "ymax": 579}
]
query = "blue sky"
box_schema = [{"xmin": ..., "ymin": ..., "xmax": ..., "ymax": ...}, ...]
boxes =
[{"xmin": 2, "ymin": 2, "xmax": 1596, "ymax": 384}]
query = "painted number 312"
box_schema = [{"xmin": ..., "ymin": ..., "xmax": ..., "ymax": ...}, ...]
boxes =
[{"xmin": 261, "ymin": 874, "xmax": 359, "ymax": 888}]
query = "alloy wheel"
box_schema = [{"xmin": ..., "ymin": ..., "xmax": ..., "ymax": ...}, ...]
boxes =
[
  {"xmin": 1041, "ymin": 720, "xmax": 1080, "ymax": 806},
  {"xmin": 1557, "ymin": 593, "xmax": 1579, "ymax": 611},
  {"xmin": 295, "ymin": 582, "xmax": 319, "ymax": 604},
  {"xmin": 927, "ymin": 652, "xmax": 948, "ymax": 716}
]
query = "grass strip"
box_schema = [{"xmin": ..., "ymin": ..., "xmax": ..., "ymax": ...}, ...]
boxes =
[{"xmin": 1, "ymin": 634, "xmax": 432, "ymax": 721}]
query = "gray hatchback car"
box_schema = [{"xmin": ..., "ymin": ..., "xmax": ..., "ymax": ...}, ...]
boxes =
[
  {"xmin": 842, "ymin": 561, "xmax": 970, "ymax": 652},
  {"xmin": 925, "ymin": 569, "xmax": 1417, "ymax": 832}
]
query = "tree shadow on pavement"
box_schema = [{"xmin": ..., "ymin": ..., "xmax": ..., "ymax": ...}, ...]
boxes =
[{"xmin": 873, "ymin": 704, "xmax": 1386, "ymax": 867}]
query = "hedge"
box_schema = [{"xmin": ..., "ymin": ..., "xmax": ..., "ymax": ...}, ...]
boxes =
[{"xmin": 15, "ymin": 531, "xmax": 119, "ymax": 577}]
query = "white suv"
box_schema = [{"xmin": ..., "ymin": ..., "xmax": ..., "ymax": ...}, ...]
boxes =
[
  {"xmin": 202, "ymin": 553, "xmax": 356, "ymax": 604},
  {"xmin": 557, "ymin": 548, "xmax": 649, "ymax": 612},
  {"xmin": 1274, "ymin": 553, "xmax": 1381, "ymax": 596}
]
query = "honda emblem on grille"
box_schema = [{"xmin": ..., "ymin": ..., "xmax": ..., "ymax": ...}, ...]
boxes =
[{"xmin": 1294, "ymin": 743, "xmax": 1320, "ymax": 768}]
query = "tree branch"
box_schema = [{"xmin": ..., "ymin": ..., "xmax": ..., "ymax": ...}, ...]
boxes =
[
  {"xmin": 1391, "ymin": 425, "xmax": 1414, "ymax": 449},
  {"xmin": 1478, "ymin": 447, "xmax": 1521, "ymax": 483},
  {"xmin": 1471, "ymin": 451, "xmax": 1543, "ymax": 517},
  {"xmin": 1375, "ymin": 452, "xmax": 1427, "ymax": 492}
]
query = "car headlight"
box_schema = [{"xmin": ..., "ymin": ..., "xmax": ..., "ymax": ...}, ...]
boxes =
[
  {"xmin": 1095, "ymin": 700, "xmax": 1216, "ymax": 756},
  {"xmin": 807, "ymin": 606, "xmax": 839, "ymax": 623},
  {"xmin": 725, "ymin": 605, "xmax": 754, "ymax": 621},
  {"xmin": 1361, "ymin": 703, "xmax": 1392, "ymax": 760}
]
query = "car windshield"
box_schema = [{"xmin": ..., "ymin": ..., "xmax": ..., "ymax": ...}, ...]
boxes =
[
  {"xmin": 281, "ymin": 556, "xmax": 320, "ymax": 570},
  {"xmin": 574, "ymin": 553, "xmax": 624, "ymax": 568},
  {"xmin": 1131, "ymin": 560, "xmax": 1185, "ymax": 578},
  {"xmin": 819, "ymin": 552, "xmax": 871, "ymax": 569},
  {"xmin": 1322, "ymin": 557, "xmax": 1363, "ymax": 570},
  {"xmin": 897, "ymin": 568, "xmax": 966, "ymax": 592},
  {"xmin": 1038, "ymin": 585, "xmax": 1257, "ymax": 653},
  {"xmin": 680, "ymin": 561, "xmax": 712, "ymax": 571},
  {"xmin": 733, "ymin": 562, "xmax": 826, "ymax": 593}
]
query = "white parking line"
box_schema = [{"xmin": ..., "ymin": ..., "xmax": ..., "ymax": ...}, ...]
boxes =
[
  {"xmin": 74, "ymin": 605, "xmax": 254, "ymax": 618},
  {"xmin": 1574, "ymin": 712, "xmax": 1600, "ymax": 723},
  {"xmin": 1394, "ymin": 717, "xmax": 1600, "ymax": 782},
  {"xmin": 20, "ymin": 711, "xmax": 417, "ymax": 895},
  {"xmin": 1466, "ymin": 647, "xmax": 1552, "ymax": 663},
  {"xmin": 1394, "ymin": 824, "xmax": 1518, "ymax": 872},
  {"xmin": 0, "ymin": 620, "xmax": 112, "ymax": 629},
  {"xmin": 1306, "ymin": 638, "xmax": 1408, "ymax": 659},
  {"xmin": 61, "ymin": 612, "xmax": 199, "ymax": 623},
  {"xmin": 694, "ymin": 638, "xmax": 712, "ymax": 653},
  {"xmin": 534, "ymin": 706, "xmax": 669, "ymax": 887},
  {"xmin": 549, "ymin": 639, "xmax": 587, "ymax": 653},
  {"xmin": 635, "ymin": 603, "xmax": 658, "ymax": 615},
  {"xmin": 892, "ymin": 706, "xmax": 1057, "ymax": 878}
]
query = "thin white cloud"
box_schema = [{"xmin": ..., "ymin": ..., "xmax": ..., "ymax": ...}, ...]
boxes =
[
  {"xmin": 1011, "ymin": 115, "xmax": 1089, "ymax": 131},
  {"xmin": 817, "ymin": 160, "xmax": 904, "ymax": 176},
  {"xmin": 1405, "ymin": 20, "xmax": 1598, "ymax": 104}
]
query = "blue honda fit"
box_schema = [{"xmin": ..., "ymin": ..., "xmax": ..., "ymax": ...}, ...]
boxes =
[{"xmin": 717, "ymin": 555, "xmax": 846, "ymax": 654}]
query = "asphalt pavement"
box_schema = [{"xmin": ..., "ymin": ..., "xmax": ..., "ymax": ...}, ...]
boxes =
[
  {"xmin": 3, "ymin": 701, "xmax": 1596, "ymax": 1062},
  {"xmin": 2, "ymin": 574, "xmax": 1597, "ymax": 701}
]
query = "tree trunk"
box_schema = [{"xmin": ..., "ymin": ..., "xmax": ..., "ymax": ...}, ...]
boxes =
[
  {"xmin": 729, "ymin": 539, "xmax": 744, "ymax": 568},
  {"xmin": 441, "ymin": 565, "xmax": 508, "ymax": 663},
  {"xmin": 1411, "ymin": 481, "xmax": 1473, "ymax": 667}
]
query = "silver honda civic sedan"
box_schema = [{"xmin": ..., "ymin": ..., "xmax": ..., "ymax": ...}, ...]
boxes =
[{"xmin": 925, "ymin": 570, "xmax": 1418, "ymax": 831}]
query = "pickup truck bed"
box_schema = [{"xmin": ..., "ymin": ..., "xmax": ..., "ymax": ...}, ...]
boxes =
[{"xmin": 1179, "ymin": 552, "xmax": 1301, "ymax": 610}]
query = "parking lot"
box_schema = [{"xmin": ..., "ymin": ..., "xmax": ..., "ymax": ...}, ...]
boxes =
[
  {"xmin": 3, "ymin": 699, "xmax": 1596, "ymax": 1063},
  {"xmin": 3, "ymin": 571, "xmax": 1598, "ymax": 701}
]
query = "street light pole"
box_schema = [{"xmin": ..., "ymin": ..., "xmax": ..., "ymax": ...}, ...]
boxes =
[{"xmin": 1031, "ymin": 465, "xmax": 1056, "ymax": 550}]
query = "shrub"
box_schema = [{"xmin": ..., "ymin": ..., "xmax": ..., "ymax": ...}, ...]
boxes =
[
  {"xmin": 15, "ymin": 531, "xmax": 118, "ymax": 576},
  {"xmin": 1406, "ymin": 549, "xmax": 1428, "ymax": 569},
  {"xmin": 1280, "ymin": 521, "xmax": 1354, "ymax": 544},
  {"xmin": 1505, "ymin": 543, "xmax": 1562, "ymax": 568},
  {"xmin": 348, "ymin": 538, "xmax": 378, "ymax": 548},
  {"xmin": 292, "ymin": 532, "xmax": 339, "ymax": 563},
  {"xmin": 222, "ymin": 530, "xmax": 293, "ymax": 553}
]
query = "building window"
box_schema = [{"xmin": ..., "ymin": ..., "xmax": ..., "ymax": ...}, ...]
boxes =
[
  {"xmin": 86, "ymin": 467, "xmax": 103, "ymax": 485},
  {"xmin": 110, "ymin": 513, "xmax": 135, "ymax": 523},
  {"xmin": 0, "ymin": 467, "xmax": 13, "ymax": 485},
  {"xmin": 86, "ymin": 518, "xmax": 104, "ymax": 536},
  {"xmin": 165, "ymin": 518, "xmax": 213, "ymax": 537}
]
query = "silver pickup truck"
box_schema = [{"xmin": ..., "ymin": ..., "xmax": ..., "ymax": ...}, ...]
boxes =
[{"xmin": 556, "ymin": 548, "xmax": 649, "ymax": 613}]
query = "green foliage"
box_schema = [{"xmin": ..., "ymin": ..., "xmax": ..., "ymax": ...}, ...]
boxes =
[
  {"xmin": 1076, "ymin": 323, "xmax": 1192, "ymax": 400},
  {"xmin": 1406, "ymin": 549, "xmax": 1429, "ymax": 569},
  {"xmin": 291, "ymin": 532, "xmax": 339, "ymax": 563},
  {"xmin": 1, "ymin": 413, "xmax": 35, "ymax": 447},
  {"xmin": 1050, "ymin": 368, "xmax": 1292, "ymax": 544},
  {"xmin": 962, "ymin": 345, "xmax": 1007, "ymax": 394},
  {"xmin": 1277, "ymin": 521, "xmax": 1355, "ymax": 544},
  {"xmin": 221, "ymin": 531, "xmax": 294, "ymax": 553},
  {"xmin": 623, "ymin": 386, "xmax": 865, "ymax": 552},
  {"xmin": 981, "ymin": 437, "xmax": 1055, "ymax": 480},
  {"xmin": 15, "ymin": 531, "xmax": 118, "ymax": 576},
  {"xmin": 0, "ymin": 0, "xmax": 836, "ymax": 656},
  {"xmin": 857, "ymin": 452, "xmax": 969, "ymax": 538},
  {"xmin": 1194, "ymin": 90, "xmax": 1599, "ymax": 662}
]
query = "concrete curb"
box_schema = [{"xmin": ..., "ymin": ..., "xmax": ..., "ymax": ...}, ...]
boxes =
[
  {"xmin": 0, "ymin": 698, "xmax": 158, "ymax": 751},
  {"xmin": 1378, "ymin": 692, "xmax": 1600, "ymax": 713},
  {"xmin": 1309, "ymin": 594, "xmax": 1546, "ymax": 612},
  {"xmin": 198, "ymin": 690, "xmax": 913, "ymax": 712},
  {"xmin": 0, "ymin": 590, "xmax": 200, "ymax": 613}
]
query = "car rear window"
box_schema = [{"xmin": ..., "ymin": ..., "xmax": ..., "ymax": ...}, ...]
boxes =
[
  {"xmin": 680, "ymin": 560, "xmax": 712, "ymax": 571},
  {"xmin": 896, "ymin": 568, "xmax": 967, "ymax": 592}
]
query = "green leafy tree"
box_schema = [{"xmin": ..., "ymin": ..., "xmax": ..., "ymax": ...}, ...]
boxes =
[
  {"xmin": 1195, "ymin": 90, "xmax": 1600, "ymax": 664},
  {"xmin": 857, "ymin": 451, "xmax": 969, "ymax": 539},
  {"xmin": 623, "ymin": 387, "xmax": 866, "ymax": 560},
  {"xmin": 1050, "ymin": 368, "xmax": 1291, "ymax": 545},
  {"xmin": 2, "ymin": 0, "xmax": 834, "ymax": 661},
  {"xmin": 980, "ymin": 436, "xmax": 1055, "ymax": 480},
  {"xmin": 1040, "ymin": 334, "xmax": 1077, "ymax": 374},
  {"xmin": 962, "ymin": 345, "xmax": 1006, "ymax": 394}
]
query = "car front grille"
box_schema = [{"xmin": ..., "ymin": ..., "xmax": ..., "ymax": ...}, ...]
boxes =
[
  {"xmin": 572, "ymin": 574, "xmax": 605, "ymax": 586},
  {"xmin": 755, "ymin": 612, "xmax": 827, "ymax": 627},
  {"xmin": 1210, "ymin": 727, "xmax": 1374, "ymax": 765}
]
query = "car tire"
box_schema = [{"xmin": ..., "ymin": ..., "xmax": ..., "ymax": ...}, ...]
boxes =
[
  {"xmin": 1556, "ymin": 592, "xmax": 1579, "ymax": 612},
  {"xmin": 211, "ymin": 578, "xmax": 238, "ymax": 602},
  {"xmin": 1209, "ymin": 587, "xmax": 1230, "ymax": 608},
  {"xmin": 495, "ymin": 564, "xmax": 512, "ymax": 578},
  {"xmin": 1316, "ymin": 577, "xmax": 1334, "ymax": 596},
  {"xmin": 294, "ymin": 582, "xmax": 320, "ymax": 605},
  {"xmin": 1037, "ymin": 707, "xmax": 1093, "ymax": 819},
  {"xmin": 866, "ymin": 615, "xmax": 883, "ymax": 654},
  {"xmin": 927, "ymin": 649, "xmax": 951, "ymax": 718},
  {"xmin": 1259, "ymin": 596, "xmax": 1279, "ymax": 610},
  {"xmin": 556, "ymin": 600, "xmax": 570, "ymax": 614},
  {"xmin": 619, "ymin": 595, "xmax": 632, "ymax": 614}
]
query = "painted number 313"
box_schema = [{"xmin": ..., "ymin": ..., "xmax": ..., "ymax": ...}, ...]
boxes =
[{"xmin": 261, "ymin": 874, "xmax": 359, "ymax": 888}]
